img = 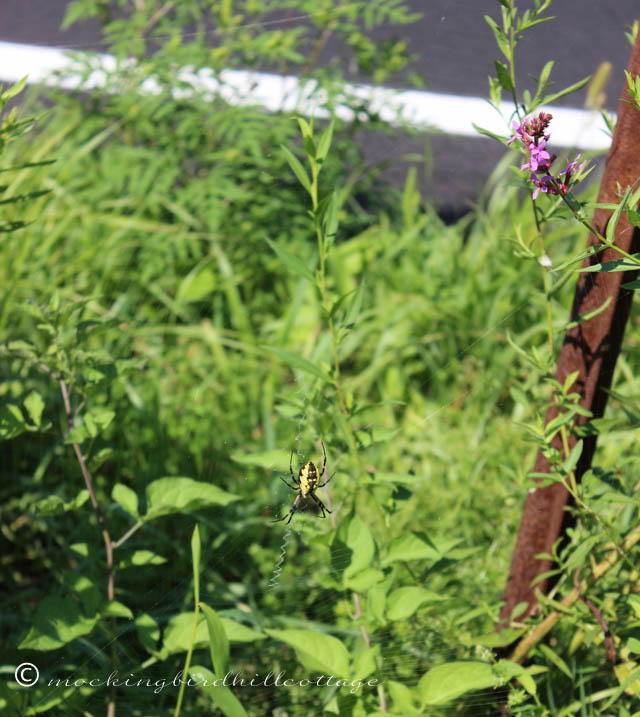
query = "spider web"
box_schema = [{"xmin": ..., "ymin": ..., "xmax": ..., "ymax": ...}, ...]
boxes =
[{"xmin": 7, "ymin": 2, "xmax": 640, "ymax": 715}]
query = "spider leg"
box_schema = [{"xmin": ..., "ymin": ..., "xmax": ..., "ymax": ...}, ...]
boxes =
[
  {"xmin": 271, "ymin": 493, "xmax": 302, "ymax": 524},
  {"xmin": 278, "ymin": 474, "xmax": 299, "ymax": 491},
  {"xmin": 320, "ymin": 441, "xmax": 327, "ymax": 477},
  {"xmin": 310, "ymin": 492, "xmax": 332, "ymax": 517},
  {"xmin": 316, "ymin": 470, "xmax": 336, "ymax": 489},
  {"xmin": 289, "ymin": 448, "xmax": 296, "ymax": 483}
]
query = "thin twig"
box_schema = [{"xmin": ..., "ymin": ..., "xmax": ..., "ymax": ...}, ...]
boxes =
[
  {"xmin": 112, "ymin": 520, "xmax": 144, "ymax": 549},
  {"xmin": 574, "ymin": 566, "xmax": 616, "ymax": 665},
  {"xmin": 39, "ymin": 360, "xmax": 118, "ymax": 716}
]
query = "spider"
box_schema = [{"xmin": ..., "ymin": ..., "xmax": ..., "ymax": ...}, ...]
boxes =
[{"xmin": 271, "ymin": 442, "xmax": 336, "ymax": 524}]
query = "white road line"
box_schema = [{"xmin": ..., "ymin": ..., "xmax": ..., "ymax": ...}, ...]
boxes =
[{"xmin": 0, "ymin": 40, "xmax": 613, "ymax": 150}]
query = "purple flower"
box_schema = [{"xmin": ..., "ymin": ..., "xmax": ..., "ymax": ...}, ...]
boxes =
[
  {"xmin": 507, "ymin": 119, "xmax": 527, "ymax": 145},
  {"xmin": 558, "ymin": 154, "xmax": 586, "ymax": 179},
  {"xmin": 530, "ymin": 174, "xmax": 553, "ymax": 200},
  {"xmin": 521, "ymin": 138, "xmax": 551, "ymax": 172},
  {"xmin": 508, "ymin": 114, "xmax": 586, "ymax": 200}
]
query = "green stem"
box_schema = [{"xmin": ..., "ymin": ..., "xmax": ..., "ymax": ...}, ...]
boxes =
[
  {"xmin": 558, "ymin": 190, "xmax": 640, "ymax": 264},
  {"xmin": 173, "ymin": 604, "xmax": 199, "ymax": 717}
]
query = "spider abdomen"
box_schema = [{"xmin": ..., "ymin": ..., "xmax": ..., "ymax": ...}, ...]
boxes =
[{"xmin": 299, "ymin": 461, "xmax": 319, "ymax": 495}]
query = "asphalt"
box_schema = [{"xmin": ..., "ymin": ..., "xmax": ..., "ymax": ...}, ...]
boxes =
[{"xmin": 0, "ymin": 0, "xmax": 637, "ymax": 216}]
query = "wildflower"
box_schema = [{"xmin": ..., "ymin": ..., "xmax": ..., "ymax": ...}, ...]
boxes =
[
  {"xmin": 521, "ymin": 137, "xmax": 551, "ymax": 173},
  {"xmin": 557, "ymin": 154, "xmax": 586, "ymax": 189},
  {"xmin": 508, "ymin": 113, "xmax": 586, "ymax": 200}
]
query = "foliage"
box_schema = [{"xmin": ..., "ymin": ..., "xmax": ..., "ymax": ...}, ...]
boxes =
[{"xmin": 2, "ymin": 1, "xmax": 640, "ymax": 715}]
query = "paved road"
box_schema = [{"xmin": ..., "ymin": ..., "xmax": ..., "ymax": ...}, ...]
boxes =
[{"xmin": 0, "ymin": 0, "xmax": 637, "ymax": 216}]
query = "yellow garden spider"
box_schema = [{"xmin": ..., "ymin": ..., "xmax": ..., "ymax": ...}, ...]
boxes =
[{"xmin": 271, "ymin": 442, "xmax": 336, "ymax": 524}]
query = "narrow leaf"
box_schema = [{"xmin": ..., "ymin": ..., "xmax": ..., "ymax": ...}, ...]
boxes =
[
  {"xmin": 539, "ymin": 75, "xmax": 591, "ymax": 105},
  {"xmin": 260, "ymin": 345, "xmax": 328, "ymax": 380},
  {"xmin": 200, "ymin": 602, "xmax": 230, "ymax": 678},
  {"xmin": 324, "ymin": 191, "xmax": 339, "ymax": 241},
  {"xmin": 281, "ymin": 145, "xmax": 311, "ymax": 194},
  {"xmin": 265, "ymin": 237, "xmax": 314, "ymax": 281},
  {"xmin": 562, "ymin": 439, "xmax": 583, "ymax": 474},
  {"xmin": 494, "ymin": 60, "xmax": 513, "ymax": 93},
  {"xmin": 192, "ymin": 525, "xmax": 201, "ymax": 601},
  {"xmin": 316, "ymin": 120, "xmax": 334, "ymax": 161}
]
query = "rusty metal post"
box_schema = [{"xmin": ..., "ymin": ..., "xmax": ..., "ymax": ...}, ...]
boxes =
[{"xmin": 499, "ymin": 30, "xmax": 640, "ymax": 627}]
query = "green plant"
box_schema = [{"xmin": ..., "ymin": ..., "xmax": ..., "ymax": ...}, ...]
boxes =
[{"xmin": 5, "ymin": 2, "xmax": 640, "ymax": 715}]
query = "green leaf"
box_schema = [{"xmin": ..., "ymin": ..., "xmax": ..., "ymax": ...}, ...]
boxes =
[
  {"xmin": 144, "ymin": 478, "xmax": 240, "ymax": 520},
  {"xmin": 496, "ymin": 660, "xmax": 537, "ymax": 697},
  {"xmin": 629, "ymin": 595, "xmax": 640, "ymax": 619},
  {"xmin": 494, "ymin": 60, "xmax": 513, "ymax": 93},
  {"xmin": 265, "ymin": 237, "xmax": 314, "ymax": 281},
  {"xmin": 112, "ymin": 483, "xmax": 139, "ymax": 517},
  {"xmin": 607, "ymin": 189, "xmax": 633, "ymax": 244},
  {"xmin": 465, "ymin": 628, "xmax": 524, "ymax": 648},
  {"xmin": 230, "ymin": 449, "xmax": 288, "ymax": 470},
  {"xmin": 162, "ymin": 612, "xmax": 206, "ymax": 655},
  {"xmin": 135, "ymin": 613, "xmax": 160, "ymax": 655},
  {"xmin": 103, "ymin": 601, "xmax": 134, "ymax": 619},
  {"xmin": 192, "ymin": 524, "xmax": 201, "ymax": 600},
  {"xmin": 538, "ymin": 75, "xmax": 591, "ymax": 106},
  {"xmin": 537, "ymin": 60, "xmax": 554, "ymax": 90},
  {"xmin": 343, "ymin": 282, "xmax": 364, "ymax": 329},
  {"xmin": 84, "ymin": 406, "xmax": 116, "ymax": 437},
  {"xmin": 401, "ymin": 166, "xmax": 420, "ymax": 227},
  {"xmin": 281, "ymin": 145, "xmax": 311, "ymax": 194},
  {"xmin": 579, "ymin": 256, "xmax": 640, "ymax": 272},
  {"xmin": 302, "ymin": 134, "xmax": 317, "ymax": 162},
  {"xmin": 324, "ymin": 191, "xmax": 339, "ymax": 241},
  {"xmin": 35, "ymin": 491, "xmax": 90, "ymax": 516},
  {"xmin": 19, "ymin": 596, "xmax": 99, "ymax": 650},
  {"xmin": 545, "ymin": 410, "xmax": 577, "ymax": 438},
  {"xmin": 163, "ymin": 613, "xmax": 263, "ymax": 656},
  {"xmin": 201, "ymin": 602, "xmax": 230, "ymax": 678},
  {"xmin": 2, "ymin": 76, "xmax": 27, "ymax": 101},
  {"xmin": 353, "ymin": 646, "xmax": 379, "ymax": 681},
  {"xmin": 628, "ymin": 208, "xmax": 640, "ymax": 227},
  {"xmin": 189, "ymin": 665, "xmax": 248, "ymax": 717},
  {"xmin": 266, "ymin": 628, "xmax": 350, "ymax": 678},
  {"xmin": 316, "ymin": 120, "xmax": 334, "ymax": 161},
  {"xmin": 472, "ymin": 123, "xmax": 510, "ymax": 145},
  {"xmin": 344, "ymin": 515, "xmax": 376, "ymax": 586},
  {"xmin": 344, "ymin": 568, "xmax": 385, "ymax": 592},
  {"xmin": 538, "ymin": 644, "xmax": 572, "ymax": 679},
  {"xmin": 220, "ymin": 618, "xmax": 264, "ymax": 643},
  {"xmin": 23, "ymin": 391, "xmax": 45, "ymax": 427},
  {"xmin": 382, "ymin": 533, "xmax": 462, "ymax": 565},
  {"xmin": 484, "ymin": 16, "xmax": 509, "ymax": 60},
  {"xmin": 419, "ymin": 661, "xmax": 500, "ymax": 706},
  {"xmin": 562, "ymin": 439, "xmax": 583, "ymax": 474},
  {"xmin": 368, "ymin": 584, "xmax": 387, "ymax": 623},
  {"xmin": 0, "ymin": 402, "xmax": 29, "ymax": 439},
  {"xmin": 386, "ymin": 681, "xmax": 419, "ymax": 713},
  {"xmin": 118, "ymin": 550, "xmax": 166, "ymax": 568},
  {"xmin": 329, "ymin": 289, "xmax": 356, "ymax": 321},
  {"xmin": 176, "ymin": 267, "xmax": 216, "ymax": 303},
  {"xmin": 295, "ymin": 116, "xmax": 313, "ymax": 140},
  {"xmin": 260, "ymin": 345, "xmax": 328, "ymax": 380},
  {"xmin": 387, "ymin": 587, "xmax": 446, "ymax": 620},
  {"xmin": 627, "ymin": 637, "xmax": 640, "ymax": 654}
]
